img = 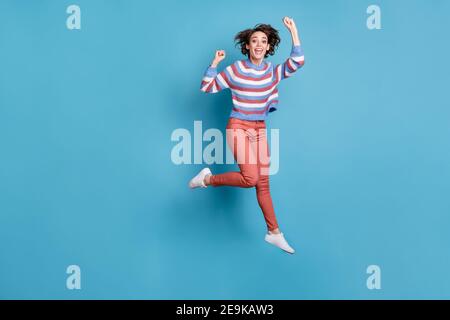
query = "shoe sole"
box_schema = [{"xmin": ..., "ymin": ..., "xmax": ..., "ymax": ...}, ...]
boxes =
[
  {"xmin": 189, "ymin": 168, "xmax": 211, "ymax": 189},
  {"xmin": 265, "ymin": 238, "xmax": 295, "ymax": 254}
]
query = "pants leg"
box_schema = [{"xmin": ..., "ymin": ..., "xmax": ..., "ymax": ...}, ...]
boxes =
[
  {"xmin": 253, "ymin": 127, "xmax": 279, "ymax": 232},
  {"xmin": 209, "ymin": 119, "xmax": 280, "ymax": 232},
  {"xmin": 209, "ymin": 126, "xmax": 259, "ymax": 188}
]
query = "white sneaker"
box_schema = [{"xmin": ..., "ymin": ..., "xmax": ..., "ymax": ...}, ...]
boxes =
[
  {"xmin": 189, "ymin": 167, "xmax": 212, "ymax": 189},
  {"xmin": 265, "ymin": 232, "xmax": 295, "ymax": 254}
]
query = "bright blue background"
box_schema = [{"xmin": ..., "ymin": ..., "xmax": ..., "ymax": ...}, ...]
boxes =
[{"xmin": 1, "ymin": 0, "xmax": 449, "ymax": 299}]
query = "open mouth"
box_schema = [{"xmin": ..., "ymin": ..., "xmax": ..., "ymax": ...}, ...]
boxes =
[{"xmin": 255, "ymin": 48, "xmax": 264, "ymax": 55}]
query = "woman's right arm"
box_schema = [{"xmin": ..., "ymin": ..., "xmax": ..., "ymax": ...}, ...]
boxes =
[{"xmin": 200, "ymin": 50, "xmax": 231, "ymax": 94}]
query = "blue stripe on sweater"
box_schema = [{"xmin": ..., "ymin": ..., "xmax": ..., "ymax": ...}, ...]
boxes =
[{"xmin": 225, "ymin": 67, "xmax": 276, "ymax": 90}]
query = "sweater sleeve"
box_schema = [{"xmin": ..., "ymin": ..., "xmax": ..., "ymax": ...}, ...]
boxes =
[
  {"xmin": 274, "ymin": 44, "xmax": 305, "ymax": 82},
  {"xmin": 200, "ymin": 64, "xmax": 231, "ymax": 94}
]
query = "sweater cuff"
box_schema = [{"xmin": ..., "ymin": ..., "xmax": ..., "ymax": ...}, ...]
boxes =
[
  {"xmin": 205, "ymin": 66, "xmax": 218, "ymax": 77},
  {"xmin": 290, "ymin": 44, "xmax": 304, "ymax": 57}
]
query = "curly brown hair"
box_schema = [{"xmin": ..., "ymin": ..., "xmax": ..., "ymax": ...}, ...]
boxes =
[{"xmin": 234, "ymin": 23, "xmax": 281, "ymax": 58}]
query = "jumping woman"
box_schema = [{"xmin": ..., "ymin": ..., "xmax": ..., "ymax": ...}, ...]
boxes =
[{"xmin": 189, "ymin": 17, "xmax": 305, "ymax": 254}]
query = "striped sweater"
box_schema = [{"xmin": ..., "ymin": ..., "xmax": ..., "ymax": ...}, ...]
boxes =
[{"xmin": 200, "ymin": 44, "xmax": 305, "ymax": 121}]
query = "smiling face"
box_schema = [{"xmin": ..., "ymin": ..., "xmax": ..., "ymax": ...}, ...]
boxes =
[{"xmin": 245, "ymin": 31, "xmax": 270, "ymax": 60}]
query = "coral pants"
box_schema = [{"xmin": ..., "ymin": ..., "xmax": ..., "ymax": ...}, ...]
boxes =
[{"xmin": 209, "ymin": 117, "xmax": 279, "ymax": 231}]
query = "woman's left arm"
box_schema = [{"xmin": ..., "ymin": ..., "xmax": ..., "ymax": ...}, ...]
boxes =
[{"xmin": 275, "ymin": 17, "xmax": 305, "ymax": 81}]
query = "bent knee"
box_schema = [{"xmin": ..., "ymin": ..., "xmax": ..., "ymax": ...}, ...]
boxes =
[{"xmin": 242, "ymin": 174, "xmax": 259, "ymax": 187}]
